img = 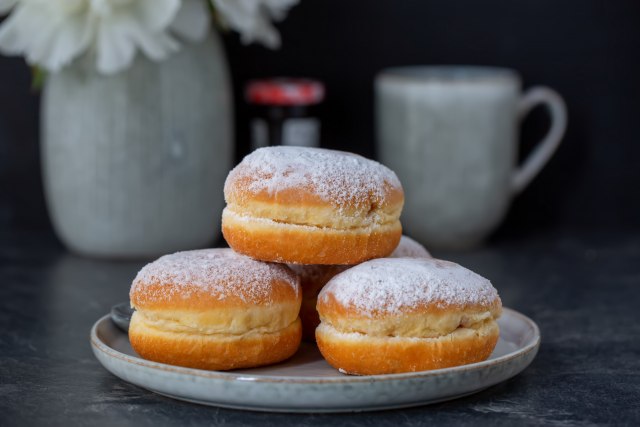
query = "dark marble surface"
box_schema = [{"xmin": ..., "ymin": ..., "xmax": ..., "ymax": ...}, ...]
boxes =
[{"xmin": 1, "ymin": 229, "xmax": 639, "ymax": 426}]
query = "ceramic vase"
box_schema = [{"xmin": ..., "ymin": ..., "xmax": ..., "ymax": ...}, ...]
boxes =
[{"xmin": 42, "ymin": 32, "xmax": 232, "ymax": 258}]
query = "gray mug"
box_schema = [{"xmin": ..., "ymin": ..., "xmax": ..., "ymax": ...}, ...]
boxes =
[{"xmin": 376, "ymin": 66, "xmax": 567, "ymax": 249}]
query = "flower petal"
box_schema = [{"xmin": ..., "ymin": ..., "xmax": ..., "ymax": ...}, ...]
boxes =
[
  {"xmin": 96, "ymin": 12, "xmax": 180, "ymax": 74},
  {"xmin": 240, "ymin": 17, "xmax": 280, "ymax": 49},
  {"xmin": 213, "ymin": 0, "xmax": 260, "ymax": 29},
  {"xmin": 132, "ymin": 28, "xmax": 179, "ymax": 62},
  {"xmin": 0, "ymin": 0, "xmax": 210, "ymax": 74},
  {"xmin": 95, "ymin": 17, "xmax": 137, "ymax": 74},
  {"xmin": 171, "ymin": 0, "xmax": 210, "ymax": 42},
  {"xmin": 0, "ymin": 7, "xmax": 29, "ymax": 54},
  {"xmin": 262, "ymin": 0, "xmax": 299, "ymax": 21},
  {"xmin": 130, "ymin": 0, "xmax": 180, "ymax": 31},
  {"xmin": 0, "ymin": 1, "xmax": 92, "ymax": 71},
  {"xmin": 40, "ymin": 14, "xmax": 94, "ymax": 72},
  {"xmin": 0, "ymin": 0, "xmax": 18, "ymax": 15},
  {"xmin": 212, "ymin": 0, "xmax": 297, "ymax": 48}
]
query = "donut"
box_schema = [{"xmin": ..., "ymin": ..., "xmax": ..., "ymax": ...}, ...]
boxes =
[
  {"xmin": 290, "ymin": 236, "xmax": 430, "ymax": 342},
  {"xmin": 288, "ymin": 264, "xmax": 349, "ymax": 341},
  {"xmin": 316, "ymin": 258, "xmax": 502, "ymax": 375},
  {"xmin": 129, "ymin": 249, "xmax": 302, "ymax": 371},
  {"xmin": 222, "ymin": 146, "xmax": 404, "ymax": 265},
  {"xmin": 390, "ymin": 235, "xmax": 431, "ymax": 258}
]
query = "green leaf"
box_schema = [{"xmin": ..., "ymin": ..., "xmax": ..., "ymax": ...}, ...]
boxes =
[{"xmin": 31, "ymin": 66, "xmax": 46, "ymax": 92}]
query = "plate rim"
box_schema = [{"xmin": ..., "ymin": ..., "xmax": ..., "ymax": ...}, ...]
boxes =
[{"xmin": 90, "ymin": 307, "xmax": 540, "ymax": 384}]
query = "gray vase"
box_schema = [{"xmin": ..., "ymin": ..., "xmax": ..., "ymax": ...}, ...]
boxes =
[{"xmin": 42, "ymin": 32, "xmax": 232, "ymax": 259}]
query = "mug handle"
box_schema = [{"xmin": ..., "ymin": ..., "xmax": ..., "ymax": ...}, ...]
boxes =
[{"xmin": 512, "ymin": 87, "xmax": 568, "ymax": 194}]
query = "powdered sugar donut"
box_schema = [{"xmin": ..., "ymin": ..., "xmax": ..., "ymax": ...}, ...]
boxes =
[
  {"xmin": 390, "ymin": 235, "xmax": 431, "ymax": 258},
  {"xmin": 222, "ymin": 146, "xmax": 404, "ymax": 265},
  {"xmin": 129, "ymin": 248, "xmax": 301, "ymax": 371},
  {"xmin": 316, "ymin": 257, "xmax": 502, "ymax": 375},
  {"xmin": 292, "ymin": 235, "xmax": 430, "ymax": 341}
]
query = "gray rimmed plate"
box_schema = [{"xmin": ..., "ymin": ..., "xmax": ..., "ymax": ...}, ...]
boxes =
[{"xmin": 90, "ymin": 307, "xmax": 540, "ymax": 413}]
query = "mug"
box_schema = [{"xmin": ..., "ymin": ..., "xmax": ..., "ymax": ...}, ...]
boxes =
[{"xmin": 376, "ymin": 66, "xmax": 567, "ymax": 249}]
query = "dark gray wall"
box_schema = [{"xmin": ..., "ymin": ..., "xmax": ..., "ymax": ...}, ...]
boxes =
[{"xmin": 2, "ymin": 0, "xmax": 639, "ymax": 239}]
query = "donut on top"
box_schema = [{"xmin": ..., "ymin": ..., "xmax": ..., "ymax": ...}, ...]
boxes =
[
  {"xmin": 222, "ymin": 146, "xmax": 404, "ymax": 265},
  {"xmin": 316, "ymin": 257, "xmax": 502, "ymax": 375}
]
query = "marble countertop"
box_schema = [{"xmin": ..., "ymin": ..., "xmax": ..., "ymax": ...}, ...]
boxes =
[{"xmin": 1, "ymin": 229, "xmax": 638, "ymax": 426}]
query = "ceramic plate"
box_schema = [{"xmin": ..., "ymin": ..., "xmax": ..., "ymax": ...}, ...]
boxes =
[{"xmin": 91, "ymin": 307, "xmax": 540, "ymax": 413}]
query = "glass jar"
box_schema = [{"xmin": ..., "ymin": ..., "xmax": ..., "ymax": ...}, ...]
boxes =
[{"xmin": 246, "ymin": 78, "xmax": 325, "ymax": 151}]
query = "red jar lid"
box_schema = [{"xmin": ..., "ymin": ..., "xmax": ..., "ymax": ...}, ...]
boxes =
[{"xmin": 246, "ymin": 78, "xmax": 325, "ymax": 106}]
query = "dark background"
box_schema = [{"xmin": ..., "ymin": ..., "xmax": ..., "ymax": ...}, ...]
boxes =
[{"xmin": 1, "ymin": 0, "xmax": 639, "ymax": 241}]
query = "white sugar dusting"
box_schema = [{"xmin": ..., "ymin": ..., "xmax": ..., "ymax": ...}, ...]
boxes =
[
  {"xmin": 225, "ymin": 146, "xmax": 402, "ymax": 208},
  {"xmin": 130, "ymin": 249, "xmax": 299, "ymax": 304},
  {"xmin": 390, "ymin": 235, "xmax": 431, "ymax": 258},
  {"xmin": 320, "ymin": 258, "xmax": 499, "ymax": 316}
]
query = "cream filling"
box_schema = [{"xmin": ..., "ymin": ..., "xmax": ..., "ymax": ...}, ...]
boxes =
[
  {"xmin": 318, "ymin": 318, "xmax": 498, "ymax": 342},
  {"xmin": 223, "ymin": 207, "xmax": 401, "ymax": 233},
  {"xmin": 134, "ymin": 308, "xmax": 296, "ymax": 336},
  {"xmin": 320, "ymin": 310, "xmax": 498, "ymax": 339},
  {"xmin": 224, "ymin": 201, "xmax": 402, "ymax": 230}
]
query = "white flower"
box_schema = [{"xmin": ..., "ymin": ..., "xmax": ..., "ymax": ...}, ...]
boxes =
[
  {"xmin": 0, "ymin": 0, "xmax": 210, "ymax": 74},
  {"xmin": 0, "ymin": 0, "xmax": 296, "ymax": 74},
  {"xmin": 212, "ymin": 0, "xmax": 298, "ymax": 49}
]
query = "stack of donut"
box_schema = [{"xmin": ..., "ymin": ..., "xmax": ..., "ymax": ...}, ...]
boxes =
[{"xmin": 129, "ymin": 146, "xmax": 502, "ymax": 374}]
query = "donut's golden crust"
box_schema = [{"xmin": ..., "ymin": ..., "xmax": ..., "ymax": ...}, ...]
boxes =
[
  {"xmin": 225, "ymin": 174, "xmax": 405, "ymax": 212},
  {"xmin": 318, "ymin": 292, "xmax": 502, "ymax": 328},
  {"xmin": 315, "ymin": 321, "xmax": 499, "ymax": 375},
  {"xmin": 129, "ymin": 249, "xmax": 301, "ymax": 312},
  {"xmin": 222, "ymin": 208, "xmax": 402, "ymax": 265},
  {"xmin": 130, "ymin": 278, "xmax": 299, "ymax": 312},
  {"xmin": 316, "ymin": 294, "xmax": 501, "ymax": 373},
  {"xmin": 130, "ymin": 312, "xmax": 302, "ymax": 371}
]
